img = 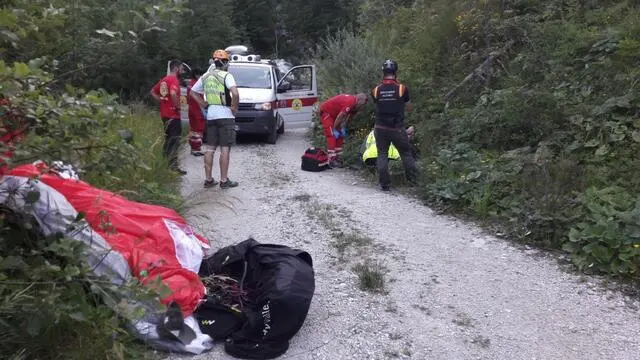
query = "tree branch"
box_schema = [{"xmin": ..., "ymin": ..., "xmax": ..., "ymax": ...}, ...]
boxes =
[{"xmin": 443, "ymin": 40, "xmax": 515, "ymax": 104}]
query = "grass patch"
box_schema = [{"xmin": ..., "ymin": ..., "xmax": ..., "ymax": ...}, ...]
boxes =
[
  {"xmin": 353, "ymin": 259, "xmax": 387, "ymax": 294},
  {"xmin": 291, "ymin": 193, "xmax": 312, "ymax": 202},
  {"xmin": 333, "ymin": 231, "xmax": 373, "ymax": 256},
  {"xmin": 471, "ymin": 335, "xmax": 491, "ymax": 348},
  {"xmin": 298, "ymin": 196, "xmax": 375, "ymax": 257},
  {"xmin": 295, "ymin": 194, "xmax": 388, "ymax": 293},
  {"xmin": 83, "ymin": 102, "xmax": 184, "ymax": 212}
]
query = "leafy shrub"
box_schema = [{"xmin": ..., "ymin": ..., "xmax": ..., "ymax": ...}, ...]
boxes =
[{"xmin": 564, "ymin": 186, "xmax": 640, "ymax": 275}]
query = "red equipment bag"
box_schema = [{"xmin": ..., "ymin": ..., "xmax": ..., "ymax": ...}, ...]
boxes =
[{"xmin": 300, "ymin": 147, "xmax": 329, "ymax": 172}]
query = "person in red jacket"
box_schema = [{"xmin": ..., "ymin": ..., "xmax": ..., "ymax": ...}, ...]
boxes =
[
  {"xmin": 318, "ymin": 92, "xmax": 368, "ymax": 167},
  {"xmin": 150, "ymin": 59, "xmax": 187, "ymax": 175},
  {"xmin": 187, "ymin": 68, "xmax": 206, "ymax": 156}
]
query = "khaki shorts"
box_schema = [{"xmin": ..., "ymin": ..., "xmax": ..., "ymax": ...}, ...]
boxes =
[{"xmin": 202, "ymin": 118, "xmax": 236, "ymax": 151}]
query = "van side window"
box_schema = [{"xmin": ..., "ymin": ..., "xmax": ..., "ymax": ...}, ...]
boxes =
[{"xmin": 282, "ymin": 67, "xmax": 312, "ymax": 91}]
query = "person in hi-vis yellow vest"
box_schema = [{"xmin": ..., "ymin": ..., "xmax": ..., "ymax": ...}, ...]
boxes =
[
  {"xmin": 361, "ymin": 126, "xmax": 415, "ymax": 167},
  {"xmin": 190, "ymin": 49, "xmax": 240, "ymax": 189}
]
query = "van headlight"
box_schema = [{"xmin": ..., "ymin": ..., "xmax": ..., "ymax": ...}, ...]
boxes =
[{"xmin": 254, "ymin": 102, "xmax": 272, "ymax": 111}]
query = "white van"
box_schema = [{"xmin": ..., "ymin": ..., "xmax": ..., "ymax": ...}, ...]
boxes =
[{"xmin": 169, "ymin": 49, "xmax": 318, "ymax": 144}]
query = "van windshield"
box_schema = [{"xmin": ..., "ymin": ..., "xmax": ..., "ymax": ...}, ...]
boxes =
[{"xmin": 228, "ymin": 66, "xmax": 273, "ymax": 89}]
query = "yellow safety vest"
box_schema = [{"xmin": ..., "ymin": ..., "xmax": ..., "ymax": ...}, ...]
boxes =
[
  {"xmin": 362, "ymin": 130, "xmax": 400, "ymax": 163},
  {"xmin": 202, "ymin": 70, "xmax": 229, "ymax": 106}
]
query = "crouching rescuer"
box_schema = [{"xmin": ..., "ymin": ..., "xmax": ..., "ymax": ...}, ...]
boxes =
[
  {"xmin": 318, "ymin": 92, "xmax": 368, "ymax": 167},
  {"xmin": 371, "ymin": 59, "xmax": 418, "ymax": 191}
]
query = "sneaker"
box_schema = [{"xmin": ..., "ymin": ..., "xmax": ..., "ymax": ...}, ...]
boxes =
[
  {"xmin": 204, "ymin": 179, "xmax": 218, "ymax": 188},
  {"xmin": 329, "ymin": 159, "xmax": 342, "ymax": 168},
  {"xmin": 379, "ymin": 184, "xmax": 390, "ymax": 192},
  {"xmin": 172, "ymin": 168, "xmax": 187, "ymax": 175},
  {"xmin": 191, "ymin": 151, "xmax": 204, "ymax": 157},
  {"xmin": 220, "ymin": 179, "xmax": 239, "ymax": 189}
]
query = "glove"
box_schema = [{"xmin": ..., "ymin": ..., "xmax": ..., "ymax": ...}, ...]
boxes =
[
  {"xmin": 332, "ymin": 129, "xmax": 341, "ymax": 139},
  {"xmin": 340, "ymin": 128, "xmax": 347, "ymax": 137}
]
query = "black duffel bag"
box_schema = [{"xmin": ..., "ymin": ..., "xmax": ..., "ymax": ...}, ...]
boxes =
[{"xmin": 198, "ymin": 238, "xmax": 315, "ymax": 359}]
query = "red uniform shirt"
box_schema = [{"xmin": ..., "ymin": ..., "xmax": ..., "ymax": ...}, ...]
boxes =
[
  {"xmin": 187, "ymin": 79, "xmax": 205, "ymax": 133},
  {"xmin": 151, "ymin": 74, "xmax": 181, "ymax": 119},
  {"xmin": 319, "ymin": 94, "xmax": 358, "ymax": 119}
]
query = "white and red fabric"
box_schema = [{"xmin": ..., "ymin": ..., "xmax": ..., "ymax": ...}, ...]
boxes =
[{"xmin": 0, "ymin": 162, "xmax": 214, "ymax": 354}]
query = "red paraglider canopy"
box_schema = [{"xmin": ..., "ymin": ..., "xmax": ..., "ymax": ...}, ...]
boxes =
[{"xmin": 7, "ymin": 163, "xmax": 209, "ymax": 317}]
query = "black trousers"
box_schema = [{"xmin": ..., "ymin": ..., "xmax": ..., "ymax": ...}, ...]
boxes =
[
  {"xmin": 374, "ymin": 126, "xmax": 417, "ymax": 188},
  {"xmin": 162, "ymin": 118, "xmax": 182, "ymax": 169}
]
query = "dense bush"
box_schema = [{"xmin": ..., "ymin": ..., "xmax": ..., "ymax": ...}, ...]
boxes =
[{"xmin": 313, "ymin": 0, "xmax": 640, "ymax": 277}]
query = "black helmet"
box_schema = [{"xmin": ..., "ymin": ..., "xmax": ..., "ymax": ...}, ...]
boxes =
[{"xmin": 382, "ymin": 59, "xmax": 398, "ymax": 74}]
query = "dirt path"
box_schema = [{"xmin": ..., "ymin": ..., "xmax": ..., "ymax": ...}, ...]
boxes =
[{"xmin": 168, "ymin": 128, "xmax": 640, "ymax": 360}]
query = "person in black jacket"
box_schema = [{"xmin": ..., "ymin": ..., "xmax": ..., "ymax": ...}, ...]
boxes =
[{"xmin": 370, "ymin": 59, "xmax": 418, "ymax": 191}]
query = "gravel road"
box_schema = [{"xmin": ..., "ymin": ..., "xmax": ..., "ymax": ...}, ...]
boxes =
[{"xmin": 168, "ymin": 127, "xmax": 640, "ymax": 360}]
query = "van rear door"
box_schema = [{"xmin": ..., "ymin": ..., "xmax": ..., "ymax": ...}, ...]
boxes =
[{"xmin": 275, "ymin": 65, "xmax": 318, "ymax": 129}]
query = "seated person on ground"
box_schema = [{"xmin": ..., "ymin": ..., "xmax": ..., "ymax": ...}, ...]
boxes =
[{"xmin": 360, "ymin": 125, "xmax": 416, "ymax": 167}]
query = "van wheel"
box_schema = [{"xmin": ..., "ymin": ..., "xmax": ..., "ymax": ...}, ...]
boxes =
[{"xmin": 267, "ymin": 121, "xmax": 278, "ymax": 144}]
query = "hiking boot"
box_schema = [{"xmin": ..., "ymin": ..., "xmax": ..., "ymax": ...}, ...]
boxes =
[
  {"xmin": 220, "ymin": 179, "xmax": 239, "ymax": 189},
  {"xmin": 204, "ymin": 179, "xmax": 218, "ymax": 188}
]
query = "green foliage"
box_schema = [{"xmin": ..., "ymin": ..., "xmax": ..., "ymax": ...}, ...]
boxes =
[
  {"xmin": 0, "ymin": 205, "xmax": 165, "ymax": 360},
  {"xmin": 1, "ymin": 0, "xmax": 363, "ymax": 102},
  {"xmin": 565, "ymin": 186, "xmax": 640, "ymax": 275},
  {"xmin": 1, "ymin": 0, "xmax": 188, "ymax": 101},
  {"xmin": 315, "ymin": 0, "xmax": 640, "ymax": 277}
]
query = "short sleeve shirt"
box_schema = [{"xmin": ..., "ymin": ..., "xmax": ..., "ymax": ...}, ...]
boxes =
[{"xmin": 151, "ymin": 74, "xmax": 180, "ymax": 119}]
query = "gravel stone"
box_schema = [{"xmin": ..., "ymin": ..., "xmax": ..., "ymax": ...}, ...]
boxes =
[{"xmin": 165, "ymin": 128, "xmax": 640, "ymax": 360}]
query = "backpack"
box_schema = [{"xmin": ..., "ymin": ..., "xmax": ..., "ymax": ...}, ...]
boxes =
[
  {"xmin": 198, "ymin": 238, "xmax": 315, "ymax": 360},
  {"xmin": 301, "ymin": 147, "xmax": 329, "ymax": 172},
  {"xmin": 193, "ymin": 292, "xmax": 246, "ymax": 340}
]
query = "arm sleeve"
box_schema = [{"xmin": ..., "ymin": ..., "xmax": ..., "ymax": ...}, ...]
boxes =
[
  {"xmin": 341, "ymin": 96, "xmax": 356, "ymax": 115},
  {"xmin": 225, "ymin": 73, "xmax": 237, "ymax": 88},
  {"xmin": 169, "ymin": 77, "xmax": 180, "ymax": 95},
  {"xmin": 191, "ymin": 77, "xmax": 204, "ymax": 94},
  {"xmin": 151, "ymin": 80, "xmax": 160, "ymax": 95}
]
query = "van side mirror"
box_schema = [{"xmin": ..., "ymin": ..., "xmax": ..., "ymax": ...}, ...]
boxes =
[{"xmin": 277, "ymin": 81, "xmax": 292, "ymax": 93}]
